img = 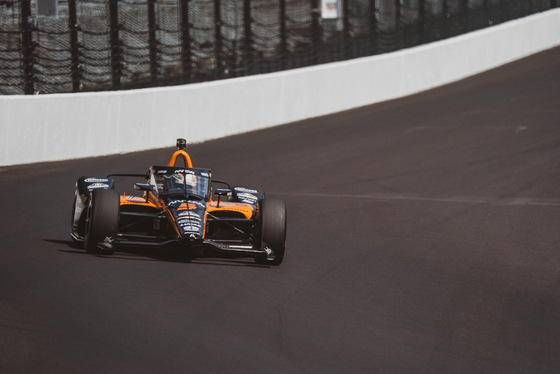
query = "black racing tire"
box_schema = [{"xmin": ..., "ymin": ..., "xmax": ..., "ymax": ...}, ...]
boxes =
[
  {"xmin": 254, "ymin": 198, "xmax": 287, "ymax": 266},
  {"xmin": 70, "ymin": 195, "xmax": 84, "ymax": 249},
  {"xmin": 84, "ymin": 189, "xmax": 119, "ymax": 255}
]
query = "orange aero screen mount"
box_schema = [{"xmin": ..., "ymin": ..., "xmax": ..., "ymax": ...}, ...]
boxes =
[{"xmin": 167, "ymin": 149, "xmax": 193, "ymax": 168}]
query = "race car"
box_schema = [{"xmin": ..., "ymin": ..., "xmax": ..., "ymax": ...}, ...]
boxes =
[{"xmin": 70, "ymin": 139, "xmax": 287, "ymax": 265}]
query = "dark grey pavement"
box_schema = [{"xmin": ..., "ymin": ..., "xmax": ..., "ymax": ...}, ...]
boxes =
[{"xmin": 1, "ymin": 46, "xmax": 559, "ymax": 373}]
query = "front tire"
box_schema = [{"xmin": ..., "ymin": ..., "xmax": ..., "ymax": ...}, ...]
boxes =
[
  {"xmin": 254, "ymin": 198, "xmax": 287, "ymax": 266},
  {"xmin": 85, "ymin": 189, "xmax": 119, "ymax": 255}
]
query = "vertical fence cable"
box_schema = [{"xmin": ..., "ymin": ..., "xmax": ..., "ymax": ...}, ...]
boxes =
[
  {"xmin": 179, "ymin": 0, "xmax": 191, "ymax": 83},
  {"xmin": 68, "ymin": 0, "xmax": 80, "ymax": 91},
  {"xmin": 20, "ymin": 0, "xmax": 34, "ymax": 94},
  {"xmin": 213, "ymin": 0, "xmax": 222, "ymax": 78},
  {"xmin": 147, "ymin": 0, "xmax": 157, "ymax": 83},
  {"xmin": 109, "ymin": 0, "xmax": 120, "ymax": 89}
]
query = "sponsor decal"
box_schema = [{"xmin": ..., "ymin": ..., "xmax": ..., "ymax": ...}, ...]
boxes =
[
  {"xmin": 235, "ymin": 187, "xmax": 258, "ymax": 194},
  {"xmin": 87, "ymin": 183, "xmax": 110, "ymax": 190},
  {"xmin": 179, "ymin": 218, "xmax": 201, "ymax": 225},
  {"xmin": 181, "ymin": 225, "xmax": 200, "ymax": 233},
  {"xmin": 178, "ymin": 211, "xmax": 200, "ymax": 218},
  {"xmin": 177, "ymin": 217, "xmax": 201, "ymax": 225},
  {"xmin": 238, "ymin": 199, "xmax": 256, "ymax": 205},
  {"xmin": 168, "ymin": 199, "xmax": 187, "ymax": 205},
  {"xmin": 237, "ymin": 193, "xmax": 258, "ymax": 201},
  {"xmin": 173, "ymin": 169, "xmax": 195, "ymax": 174},
  {"xmin": 170, "ymin": 200, "xmax": 205, "ymax": 210},
  {"xmin": 180, "ymin": 222, "xmax": 200, "ymax": 230},
  {"xmin": 177, "ymin": 202, "xmax": 200, "ymax": 211},
  {"xmin": 85, "ymin": 178, "xmax": 109, "ymax": 183}
]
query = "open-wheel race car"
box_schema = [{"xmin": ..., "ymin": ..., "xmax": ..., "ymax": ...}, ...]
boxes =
[{"xmin": 70, "ymin": 139, "xmax": 287, "ymax": 265}]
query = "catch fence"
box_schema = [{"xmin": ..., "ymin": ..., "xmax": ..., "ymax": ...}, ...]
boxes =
[{"xmin": 0, "ymin": 0, "xmax": 558, "ymax": 94}]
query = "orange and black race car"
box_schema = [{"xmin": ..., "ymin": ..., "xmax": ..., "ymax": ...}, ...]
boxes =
[{"xmin": 70, "ymin": 139, "xmax": 287, "ymax": 265}]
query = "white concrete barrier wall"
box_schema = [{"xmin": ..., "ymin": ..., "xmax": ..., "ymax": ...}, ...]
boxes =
[{"xmin": 1, "ymin": 9, "xmax": 559, "ymax": 167}]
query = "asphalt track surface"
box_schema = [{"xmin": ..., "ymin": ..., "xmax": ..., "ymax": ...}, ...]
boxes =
[{"xmin": 1, "ymin": 47, "xmax": 560, "ymax": 374}]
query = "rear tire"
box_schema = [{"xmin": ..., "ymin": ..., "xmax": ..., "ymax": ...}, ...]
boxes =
[
  {"xmin": 70, "ymin": 196, "xmax": 84, "ymax": 248},
  {"xmin": 254, "ymin": 198, "xmax": 287, "ymax": 266},
  {"xmin": 85, "ymin": 189, "xmax": 119, "ymax": 255}
]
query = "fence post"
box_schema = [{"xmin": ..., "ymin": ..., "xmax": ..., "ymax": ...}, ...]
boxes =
[
  {"xmin": 279, "ymin": 0, "xmax": 287, "ymax": 69},
  {"xmin": 311, "ymin": 0, "xmax": 320, "ymax": 64},
  {"xmin": 244, "ymin": 0, "xmax": 253, "ymax": 74},
  {"xmin": 441, "ymin": 0, "xmax": 449, "ymax": 38},
  {"xmin": 180, "ymin": 0, "xmax": 191, "ymax": 83},
  {"xmin": 342, "ymin": 0, "xmax": 351, "ymax": 58},
  {"xmin": 68, "ymin": 0, "xmax": 80, "ymax": 92},
  {"xmin": 462, "ymin": 0, "xmax": 468, "ymax": 30},
  {"xmin": 214, "ymin": 0, "xmax": 223, "ymax": 78},
  {"xmin": 369, "ymin": 0, "xmax": 377, "ymax": 54},
  {"xmin": 395, "ymin": 0, "xmax": 402, "ymax": 50},
  {"xmin": 20, "ymin": 0, "xmax": 34, "ymax": 94},
  {"xmin": 147, "ymin": 0, "xmax": 157, "ymax": 83},
  {"xmin": 109, "ymin": 0, "xmax": 121, "ymax": 90},
  {"xmin": 419, "ymin": 0, "xmax": 425, "ymax": 42}
]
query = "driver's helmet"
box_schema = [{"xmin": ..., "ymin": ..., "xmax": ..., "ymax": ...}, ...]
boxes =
[
  {"xmin": 169, "ymin": 172, "xmax": 206, "ymax": 197},
  {"xmin": 173, "ymin": 173, "xmax": 197, "ymax": 185},
  {"xmin": 172, "ymin": 173, "xmax": 184, "ymax": 184}
]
